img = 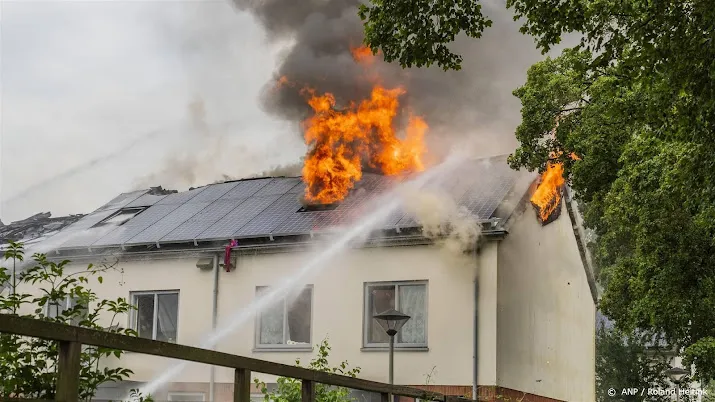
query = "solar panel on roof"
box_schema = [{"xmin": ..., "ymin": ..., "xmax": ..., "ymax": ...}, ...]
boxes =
[
  {"xmin": 196, "ymin": 195, "xmax": 281, "ymax": 240},
  {"xmin": 253, "ymin": 178, "xmax": 303, "ymax": 197},
  {"xmin": 96, "ymin": 190, "xmax": 147, "ymax": 211},
  {"xmin": 124, "ymin": 193, "xmax": 167, "ymax": 208},
  {"xmin": 273, "ymin": 209, "xmax": 335, "ymax": 236},
  {"xmin": 186, "ymin": 182, "xmax": 239, "ymax": 203},
  {"xmin": 91, "ymin": 204, "xmax": 180, "ymax": 246},
  {"xmin": 287, "ymin": 181, "xmax": 305, "ymax": 194},
  {"xmin": 234, "ymin": 193, "xmax": 301, "ymax": 237},
  {"xmin": 380, "ymin": 208, "xmax": 407, "ymax": 230},
  {"xmin": 156, "ymin": 187, "xmax": 208, "ymax": 205},
  {"xmin": 57, "ymin": 210, "xmax": 125, "ymax": 248},
  {"xmin": 160, "ymin": 198, "xmax": 249, "ymax": 242},
  {"xmin": 55, "ymin": 156, "xmax": 520, "ymax": 248},
  {"xmin": 219, "ymin": 179, "xmax": 272, "ymax": 199},
  {"xmin": 125, "ymin": 202, "xmax": 212, "ymax": 245}
]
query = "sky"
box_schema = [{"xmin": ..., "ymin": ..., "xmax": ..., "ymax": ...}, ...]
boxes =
[
  {"xmin": 0, "ymin": 0, "xmax": 570, "ymax": 223},
  {"xmin": 1, "ymin": 0, "xmax": 303, "ymax": 222}
]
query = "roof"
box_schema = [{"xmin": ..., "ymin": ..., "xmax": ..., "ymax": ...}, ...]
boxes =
[
  {"xmin": 47, "ymin": 155, "xmax": 522, "ymax": 252},
  {"xmin": 0, "ymin": 212, "xmax": 85, "ymax": 246}
]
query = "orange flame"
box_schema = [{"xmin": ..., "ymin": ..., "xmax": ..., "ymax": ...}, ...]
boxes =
[
  {"xmin": 301, "ymin": 84, "xmax": 426, "ymax": 204},
  {"xmin": 350, "ymin": 45, "xmax": 379, "ymax": 65},
  {"xmin": 530, "ymin": 152, "xmax": 580, "ymax": 221},
  {"xmin": 531, "ymin": 162, "xmax": 565, "ymax": 221}
]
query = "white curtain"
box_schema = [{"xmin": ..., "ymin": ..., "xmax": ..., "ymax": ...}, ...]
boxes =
[
  {"xmin": 156, "ymin": 293, "xmax": 178, "ymax": 342},
  {"xmin": 260, "ymin": 301, "xmax": 284, "ymax": 344},
  {"xmin": 135, "ymin": 294, "xmax": 155, "ymax": 339},
  {"xmin": 398, "ymin": 285, "xmax": 426, "ymax": 344},
  {"xmin": 286, "ymin": 288, "xmax": 311, "ymax": 344}
]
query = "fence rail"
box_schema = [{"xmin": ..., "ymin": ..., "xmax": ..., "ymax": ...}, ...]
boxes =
[{"xmin": 0, "ymin": 314, "xmax": 457, "ymax": 402}]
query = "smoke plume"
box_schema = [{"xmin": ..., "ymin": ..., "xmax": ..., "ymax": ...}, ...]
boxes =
[
  {"xmin": 401, "ymin": 188, "xmax": 481, "ymax": 255},
  {"xmin": 235, "ymin": 0, "xmax": 544, "ymax": 159}
]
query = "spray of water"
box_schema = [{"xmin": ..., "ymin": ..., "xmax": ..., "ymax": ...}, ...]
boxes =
[{"xmin": 137, "ymin": 152, "xmax": 469, "ymax": 397}]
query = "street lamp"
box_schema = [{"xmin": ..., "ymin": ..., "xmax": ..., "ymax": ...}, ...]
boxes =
[
  {"xmin": 665, "ymin": 367, "xmax": 689, "ymax": 402},
  {"xmin": 373, "ymin": 308, "xmax": 411, "ymax": 385}
]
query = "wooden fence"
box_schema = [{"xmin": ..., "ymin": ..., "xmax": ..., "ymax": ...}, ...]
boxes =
[{"xmin": 0, "ymin": 314, "xmax": 461, "ymax": 402}]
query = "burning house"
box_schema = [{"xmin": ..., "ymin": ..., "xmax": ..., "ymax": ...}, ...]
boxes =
[{"xmin": 9, "ymin": 19, "xmax": 596, "ymax": 402}]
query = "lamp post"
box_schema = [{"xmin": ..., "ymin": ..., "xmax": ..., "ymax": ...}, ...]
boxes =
[
  {"xmin": 373, "ymin": 309, "xmax": 411, "ymax": 386},
  {"xmin": 665, "ymin": 367, "xmax": 689, "ymax": 402}
]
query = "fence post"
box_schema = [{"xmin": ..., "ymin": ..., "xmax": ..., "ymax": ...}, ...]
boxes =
[
  {"xmin": 234, "ymin": 368, "xmax": 251, "ymax": 402},
  {"xmin": 301, "ymin": 380, "xmax": 315, "ymax": 402},
  {"xmin": 56, "ymin": 340, "xmax": 82, "ymax": 402}
]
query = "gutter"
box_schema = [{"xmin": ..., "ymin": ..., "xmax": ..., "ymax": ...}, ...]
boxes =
[
  {"xmin": 48, "ymin": 231, "xmax": 509, "ymax": 263},
  {"xmin": 209, "ymin": 254, "xmax": 219, "ymax": 402},
  {"xmin": 473, "ymin": 271, "xmax": 479, "ymax": 399}
]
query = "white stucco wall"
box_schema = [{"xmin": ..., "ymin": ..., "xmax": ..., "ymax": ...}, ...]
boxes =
[
  {"xmin": 17, "ymin": 243, "xmax": 491, "ymax": 389},
  {"xmin": 212, "ymin": 245, "xmax": 480, "ymax": 387},
  {"xmin": 496, "ymin": 202, "xmax": 596, "ymax": 401}
]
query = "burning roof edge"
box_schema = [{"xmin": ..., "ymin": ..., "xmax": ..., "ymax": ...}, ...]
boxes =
[{"xmin": 499, "ymin": 175, "xmax": 599, "ymax": 304}]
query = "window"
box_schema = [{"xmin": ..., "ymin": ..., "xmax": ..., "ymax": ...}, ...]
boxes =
[
  {"xmin": 364, "ymin": 281, "xmax": 428, "ymax": 348},
  {"xmin": 130, "ymin": 290, "xmax": 179, "ymax": 342},
  {"xmin": 46, "ymin": 295, "xmax": 85, "ymax": 326},
  {"xmin": 255, "ymin": 286, "xmax": 312, "ymax": 349},
  {"xmin": 168, "ymin": 392, "xmax": 205, "ymax": 401},
  {"xmin": 94, "ymin": 208, "xmax": 145, "ymax": 227}
]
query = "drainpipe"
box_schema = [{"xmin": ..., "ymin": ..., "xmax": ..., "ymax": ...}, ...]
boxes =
[
  {"xmin": 209, "ymin": 254, "xmax": 219, "ymax": 402},
  {"xmin": 473, "ymin": 249, "xmax": 479, "ymax": 400}
]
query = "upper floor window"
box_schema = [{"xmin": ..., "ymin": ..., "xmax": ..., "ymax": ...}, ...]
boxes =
[
  {"xmin": 130, "ymin": 290, "xmax": 179, "ymax": 343},
  {"xmin": 364, "ymin": 281, "xmax": 428, "ymax": 348},
  {"xmin": 255, "ymin": 285, "xmax": 312, "ymax": 350}
]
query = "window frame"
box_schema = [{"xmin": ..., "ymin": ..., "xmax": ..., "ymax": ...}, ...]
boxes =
[
  {"xmin": 253, "ymin": 285, "xmax": 314, "ymax": 351},
  {"xmin": 362, "ymin": 280, "xmax": 429, "ymax": 350},
  {"xmin": 45, "ymin": 294, "xmax": 85, "ymax": 325},
  {"xmin": 167, "ymin": 392, "xmax": 206, "ymax": 401},
  {"xmin": 93, "ymin": 207, "xmax": 146, "ymax": 227},
  {"xmin": 129, "ymin": 290, "xmax": 180, "ymax": 343}
]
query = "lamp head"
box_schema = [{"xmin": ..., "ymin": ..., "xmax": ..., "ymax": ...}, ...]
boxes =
[{"xmin": 373, "ymin": 309, "xmax": 411, "ymax": 337}]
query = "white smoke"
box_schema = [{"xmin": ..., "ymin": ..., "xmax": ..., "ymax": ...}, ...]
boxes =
[{"xmin": 401, "ymin": 188, "xmax": 481, "ymax": 255}]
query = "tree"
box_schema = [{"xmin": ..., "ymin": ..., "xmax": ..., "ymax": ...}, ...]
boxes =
[
  {"xmin": 0, "ymin": 241, "xmax": 136, "ymax": 400},
  {"xmin": 360, "ymin": 0, "xmax": 715, "ymax": 383},
  {"xmin": 358, "ymin": 0, "xmax": 492, "ymax": 71},
  {"xmin": 596, "ymin": 320, "xmax": 672, "ymax": 402},
  {"xmin": 254, "ymin": 338, "xmax": 360, "ymax": 402}
]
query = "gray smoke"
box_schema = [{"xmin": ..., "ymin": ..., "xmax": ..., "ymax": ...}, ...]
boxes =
[{"xmin": 235, "ymin": 0, "xmax": 545, "ymax": 158}]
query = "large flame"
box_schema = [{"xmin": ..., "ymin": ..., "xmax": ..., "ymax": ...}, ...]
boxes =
[
  {"xmin": 301, "ymin": 85, "xmax": 427, "ymax": 204},
  {"xmin": 292, "ymin": 44, "xmax": 426, "ymax": 205},
  {"xmin": 531, "ymin": 161, "xmax": 566, "ymax": 222}
]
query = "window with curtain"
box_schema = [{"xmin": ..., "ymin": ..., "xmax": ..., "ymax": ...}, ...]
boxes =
[
  {"xmin": 130, "ymin": 290, "xmax": 179, "ymax": 343},
  {"xmin": 255, "ymin": 285, "xmax": 312, "ymax": 349},
  {"xmin": 364, "ymin": 281, "xmax": 427, "ymax": 348}
]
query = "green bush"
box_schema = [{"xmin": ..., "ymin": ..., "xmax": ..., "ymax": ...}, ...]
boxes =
[
  {"xmin": 0, "ymin": 241, "xmax": 136, "ymax": 401},
  {"xmin": 254, "ymin": 338, "xmax": 361, "ymax": 402}
]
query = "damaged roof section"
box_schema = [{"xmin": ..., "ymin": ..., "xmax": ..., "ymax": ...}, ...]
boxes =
[
  {"xmin": 0, "ymin": 212, "xmax": 85, "ymax": 246},
  {"xmin": 47, "ymin": 155, "xmax": 523, "ymax": 252}
]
